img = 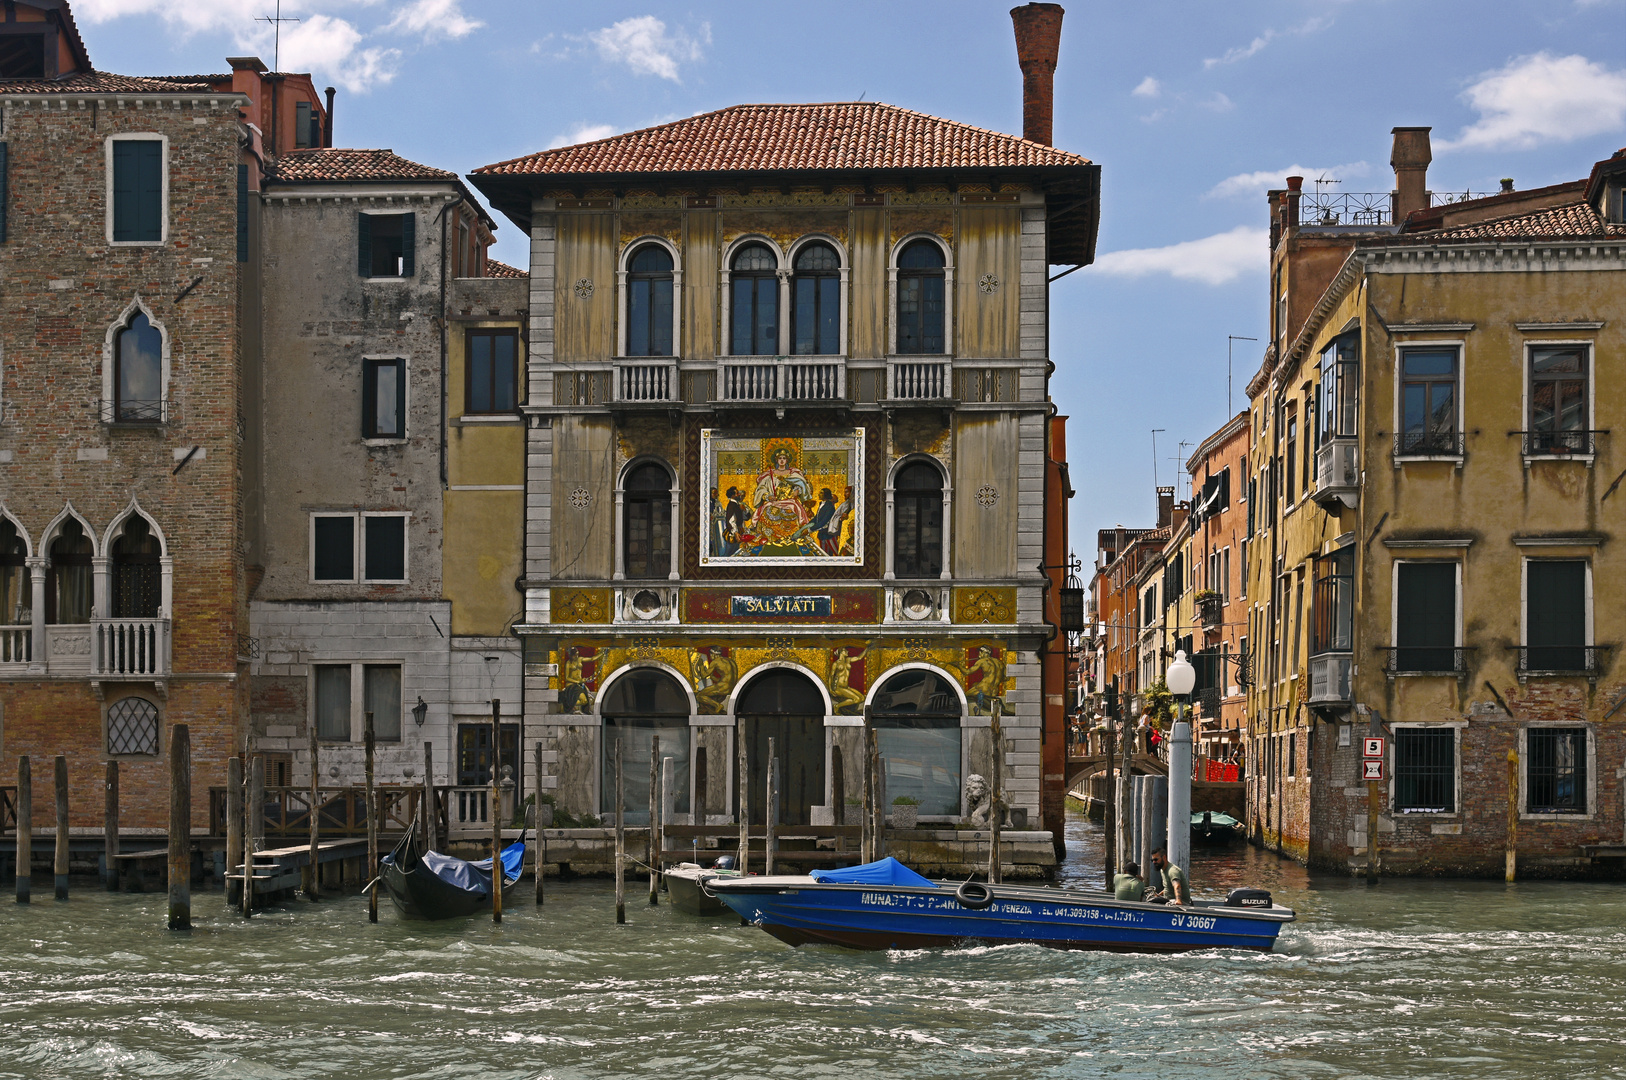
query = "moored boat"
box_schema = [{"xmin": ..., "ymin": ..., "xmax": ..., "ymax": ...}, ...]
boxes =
[
  {"xmin": 1191, "ymin": 809, "xmax": 1245, "ymax": 846},
  {"xmin": 707, "ymin": 857, "xmax": 1294, "ymax": 953},
  {"xmin": 664, "ymin": 856, "xmax": 741, "ymax": 915},
  {"xmin": 378, "ymin": 827, "xmax": 525, "ymax": 919}
]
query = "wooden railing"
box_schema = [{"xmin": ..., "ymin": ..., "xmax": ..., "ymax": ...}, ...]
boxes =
[
  {"xmin": 0, "ymin": 785, "xmax": 14, "ymax": 834},
  {"xmin": 208, "ymin": 785, "xmax": 428, "ymax": 838}
]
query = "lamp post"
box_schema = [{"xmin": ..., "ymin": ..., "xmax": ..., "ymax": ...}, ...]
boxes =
[{"xmin": 1165, "ymin": 650, "xmax": 1196, "ymax": 881}]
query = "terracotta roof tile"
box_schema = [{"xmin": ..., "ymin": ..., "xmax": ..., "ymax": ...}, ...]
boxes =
[
  {"xmin": 266, "ymin": 148, "xmax": 460, "ymax": 184},
  {"xmin": 1421, "ymin": 200, "xmax": 1626, "ymax": 240},
  {"xmin": 0, "ymin": 70, "xmax": 217, "ymax": 94},
  {"xmin": 484, "ymin": 259, "xmax": 527, "ymax": 278},
  {"xmin": 474, "ymin": 102, "xmax": 1091, "ymax": 177}
]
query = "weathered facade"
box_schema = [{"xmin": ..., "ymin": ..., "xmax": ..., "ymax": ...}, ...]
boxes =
[
  {"xmin": 1245, "ymin": 131, "xmax": 1626, "ymax": 876},
  {"xmin": 469, "ymin": 9, "xmax": 1097, "ymax": 849},
  {"xmin": 1184, "ymin": 413, "xmax": 1249, "ymax": 753}
]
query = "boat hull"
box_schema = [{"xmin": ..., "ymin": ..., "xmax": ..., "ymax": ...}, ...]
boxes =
[
  {"xmin": 664, "ymin": 866, "xmax": 728, "ymax": 915},
  {"xmin": 381, "ymin": 858, "xmax": 518, "ymax": 920},
  {"xmin": 710, "ymin": 877, "xmax": 1293, "ymax": 953}
]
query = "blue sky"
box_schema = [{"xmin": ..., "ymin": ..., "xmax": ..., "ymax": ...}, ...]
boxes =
[{"xmin": 78, "ymin": 0, "xmax": 1626, "ymax": 562}]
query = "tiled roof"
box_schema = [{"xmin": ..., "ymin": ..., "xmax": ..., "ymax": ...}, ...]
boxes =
[
  {"xmin": 1421, "ymin": 200, "xmax": 1626, "ymax": 240},
  {"xmin": 0, "ymin": 70, "xmax": 217, "ymax": 94},
  {"xmin": 474, "ymin": 102, "xmax": 1092, "ymax": 177},
  {"xmin": 266, "ymin": 149, "xmax": 459, "ymax": 184},
  {"xmin": 485, "ymin": 259, "xmax": 527, "ymax": 278},
  {"xmin": 155, "ymin": 74, "xmax": 233, "ymax": 84}
]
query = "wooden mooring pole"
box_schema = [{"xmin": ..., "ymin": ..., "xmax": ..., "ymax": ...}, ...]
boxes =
[
  {"xmin": 53, "ymin": 756, "xmax": 69, "ymax": 901},
  {"xmin": 870, "ymin": 725, "xmax": 884, "ymax": 861},
  {"xmin": 989, "ymin": 709, "xmax": 1004, "ymax": 885},
  {"xmin": 660, "ymin": 755, "xmax": 674, "ymax": 893},
  {"xmin": 765, "ymin": 738, "xmax": 777, "ymax": 877},
  {"xmin": 648, "ymin": 734, "xmax": 660, "ymax": 907},
  {"xmin": 168, "ymin": 724, "xmax": 191, "ymax": 930},
  {"xmin": 366, "ymin": 711, "xmax": 378, "ymax": 924},
  {"xmin": 490, "ymin": 699, "xmax": 502, "ymax": 925},
  {"xmin": 423, "ymin": 741, "xmax": 436, "ymax": 853},
  {"xmin": 244, "ymin": 755, "xmax": 262, "ymax": 916},
  {"xmin": 831, "ymin": 745, "xmax": 846, "ymax": 856},
  {"xmin": 104, "ymin": 760, "xmax": 119, "ymax": 892},
  {"xmin": 306, "ymin": 725, "xmax": 320, "ymax": 900},
  {"xmin": 736, "ymin": 723, "xmax": 748, "ymax": 874},
  {"xmin": 614, "ymin": 737, "xmax": 625, "ymax": 925},
  {"xmin": 533, "ymin": 741, "xmax": 545, "ymax": 907},
  {"xmin": 14, "ymin": 755, "xmax": 29, "ymax": 904},
  {"xmin": 1103, "ymin": 701, "xmax": 1117, "ymax": 884},
  {"xmin": 1506, "ymin": 748, "xmax": 1519, "ymax": 883},
  {"xmin": 225, "ymin": 757, "xmax": 242, "ymax": 908},
  {"xmin": 860, "ymin": 713, "xmax": 874, "ymax": 862}
]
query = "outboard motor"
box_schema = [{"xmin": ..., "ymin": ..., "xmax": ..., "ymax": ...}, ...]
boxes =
[
  {"xmin": 1224, "ymin": 888, "xmax": 1273, "ymax": 908},
  {"xmin": 711, "ymin": 855, "xmax": 737, "ymax": 872}
]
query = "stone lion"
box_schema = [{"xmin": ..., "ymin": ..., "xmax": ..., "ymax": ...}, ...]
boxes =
[{"xmin": 963, "ymin": 773, "xmax": 1008, "ymax": 827}]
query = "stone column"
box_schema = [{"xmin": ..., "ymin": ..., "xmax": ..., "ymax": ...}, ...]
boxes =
[
  {"xmin": 91, "ymin": 556, "xmax": 110, "ymax": 620},
  {"xmin": 26, "ymin": 557, "xmax": 44, "ymax": 673}
]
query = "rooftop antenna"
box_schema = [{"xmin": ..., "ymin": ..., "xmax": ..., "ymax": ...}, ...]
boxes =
[
  {"xmin": 1150, "ymin": 428, "xmax": 1166, "ymax": 489},
  {"xmin": 256, "ymin": 0, "xmax": 301, "ymax": 71},
  {"xmin": 1227, "ymin": 335, "xmax": 1257, "ymax": 416}
]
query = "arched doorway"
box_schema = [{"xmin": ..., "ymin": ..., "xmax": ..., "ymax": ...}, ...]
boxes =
[
  {"xmin": 600, "ymin": 667, "xmax": 690, "ymax": 826},
  {"xmin": 870, "ymin": 667, "xmax": 963, "ymax": 816},
  {"xmin": 733, "ymin": 668, "xmax": 825, "ymax": 827}
]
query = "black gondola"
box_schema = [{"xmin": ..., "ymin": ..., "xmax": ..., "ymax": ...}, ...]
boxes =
[{"xmin": 378, "ymin": 822, "xmax": 525, "ymax": 919}]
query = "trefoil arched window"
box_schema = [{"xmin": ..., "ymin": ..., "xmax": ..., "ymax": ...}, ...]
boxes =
[
  {"xmin": 114, "ymin": 311, "xmax": 163, "ymax": 422},
  {"xmin": 112, "ymin": 515, "xmax": 161, "ymax": 619},
  {"xmin": 47, "ymin": 519, "xmax": 92, "ymax": 625}
]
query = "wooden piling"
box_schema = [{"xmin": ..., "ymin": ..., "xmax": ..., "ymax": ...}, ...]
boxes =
[
  {"xmin": 648, "ymin": 734, "xmax": 660, "ymax": 906},
  {"xmin": 168, "ymin": 725, "xmax": 191, "ymax": 930},
  {"xmin": 423, "ymin": 741, "xmax": 435, "ymax": 852},
  {"xmin": 1102, "ymin": 705, "xmax": 1117, "ymax": 883},
  {"xmin": 244, "ymin": 754, "xmax": 263, "ymax": 916},
  {"xmin": 869, "ymin": 725, "xmax": 884, "ymax": 860},
  {"xmin": 1506, "ymin": 748, "xmax": 1519, "ymax": 883},
  {"xmin": 831, "ymin": 748, "xmax": 846, "ymax": 854},
  {"xmin": 693, "ymin": 746, "xmax": 707, "ymax": 831},
  {"xmin": 988, "ymin": 709, "xmax": 1004, "ymax": 885},
  {"xmin": 860, "ymin": 713, "xmax": 874, "ymax": 862},
  {"xmin": 533, "ymin": 741, "xmax": 545, "ymax": 907},
  {"xmin": 306, "ymin": 726, "xmax": 320, "ymax": 900},
  {"xmin": 765, "ymin": 739, "xmax": 778, "ymax": 877},
  {"xmin": 15, "ymin": 756, "xmax": 30, "ymax": 903},
  {"xmin": 366, "ymin": 711, "xmax": 378, "ymax": 924},
  {"xmin": 225, "ymin": 757, "xmax": 242, "ymax": 907},
  {"xmin": 660, "ymin": 756, "xmax": 674, "ymax": 893},
  {"xmin": 614, "ymin": 737, "xmax": 625, "ymax": 925},
  {"xmin": 104, "ymin": 760, "xmax": 119, "ymax": 892},
  {"xmin": 736, "ymin": 722, "xmax": 749, "ymax": 874},
  {"xmin": 490, "ymin": 698, "xmax": 502, "ymax": 925},
  {"xmin": 53, "ymin": 756, "xmax": 68, "ymax": 901}
]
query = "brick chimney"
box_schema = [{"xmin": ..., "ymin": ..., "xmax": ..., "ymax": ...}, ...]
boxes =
[
  {"xmin": 1011, "ymin": 3, "xmax": 1064, "ymax": 145},
  {"xmin": 1390, "ymin": 126, "xmax": 1432, "ymax": 223},
  {"xmin": 1285, "ymin": 175, "xmax": 1303, "ymax": 228},
  {"xmin": 1156, "ymin": 486, "xmax": 1175, "ymax": 528}
]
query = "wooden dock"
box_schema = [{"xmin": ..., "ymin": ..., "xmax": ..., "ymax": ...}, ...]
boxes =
[{"xmin": 227, "ymin": 839, "xmax": 371, "ymax": 909}]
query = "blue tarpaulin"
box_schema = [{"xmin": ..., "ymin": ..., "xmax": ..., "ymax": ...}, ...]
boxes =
[
  {"xmin": 810, "ymin": 857, "xmax": 936, "ymax": 888},
  {"xmin": 420, "ymin": 841, "xmax": 525, "ymax": 895}
]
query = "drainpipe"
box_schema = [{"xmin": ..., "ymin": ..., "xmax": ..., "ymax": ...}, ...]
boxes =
[{"xmin": 437, "ymin": 199, "xmax": 455, "ymax": 489}]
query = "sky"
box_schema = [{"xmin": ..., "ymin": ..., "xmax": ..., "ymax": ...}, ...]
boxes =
[{"xmin": 75, "ymin": 0, "xmax": 1626, "ymax": 567}]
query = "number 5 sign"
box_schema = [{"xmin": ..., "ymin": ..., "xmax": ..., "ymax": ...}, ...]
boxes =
[{"xmin": 1363, "ymin": 737, "xmax": 1386, "ymax": 758}]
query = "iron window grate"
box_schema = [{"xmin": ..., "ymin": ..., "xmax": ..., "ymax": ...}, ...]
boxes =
[
  {"xmin": 106, "ymin": 696, "xmax": 159, "ymax": 756},
  {"xmin": 1394, "ymin": 728, "xmax": 1455, "ymax": 812},
  {"xmin": 1527, "ymin": 727, "xmax": 1587, "ymax": 814}
]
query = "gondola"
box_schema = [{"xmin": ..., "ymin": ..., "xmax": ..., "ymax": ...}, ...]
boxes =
[{"xmin": 378, "ymin": 822, "xmax": 526, "ymax": 919}]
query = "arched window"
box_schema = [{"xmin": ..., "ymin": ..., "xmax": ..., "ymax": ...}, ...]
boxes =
[
  {"xmin": 115, "ymin": 311, "xmax": 163, "ymax": 422},
  {"xmin": 0, "ymin": 519, "xmax": 28, "ymax": 632},
  {"xmin": 729, "ymin": 243, "xmax": 779, "ymax": 356},
  {"xmin": 626, "ymin": 244, "xmax": 674, "ymax": 357},
  {"xmin": 623, "ymin": 462, "xmax": 672, "ymax": 579},
  {"xmin": 893, "ymin": 461, "xmax": 944, "ymax": 578},
  {"xmin": 600, "ymin": 668, "xmax": 691, "ymax": 824},
  {"xmin": 734, "ymin": 667, "xmax": 826, "ymax": 827},
  {"xmin": 791, "ymin": 242, "xmax": 840, "ymax": 355},
  {"xmin": 896, "ymin": 240, "xmax": 946, "ymax": 355},
  {"xmin": 47, "ymin": 519, "xmax": 92, "ymax": 625},
  {"xmin": 106, "ymin": 695, "xmax": 160, "ymax": 756},
  {"xmin": 111, "ymin": 515, "xmax": 161, "ymax": 619},
  {"xmin": 870, "ymin": 668, "xmax": 962, "ymax": 815}
]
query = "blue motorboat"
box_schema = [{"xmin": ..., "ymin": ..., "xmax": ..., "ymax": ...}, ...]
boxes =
[{"xmin": 706, "ymin": 857, "xmax": 1295, "ymax": 953}]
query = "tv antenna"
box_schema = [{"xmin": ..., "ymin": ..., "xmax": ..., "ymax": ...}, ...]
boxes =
[
  {"xmin": 257, "ymin": 0, "xmax": 301, "ymax": 71},
  {"xmin": 1227, "ymin": 335, "xmax": 1257, "ymax": 416}
]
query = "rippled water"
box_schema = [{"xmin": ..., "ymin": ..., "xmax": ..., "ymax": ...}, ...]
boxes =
[{"xmin": 1, "ymin": 813, "xmax": 1622, "ymax": 1079}]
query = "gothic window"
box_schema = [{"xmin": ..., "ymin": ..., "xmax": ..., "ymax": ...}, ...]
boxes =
[
  {"xmin": 626, "ymin": 245, "xmax": 674, "ymax": 357},
  {"xmin": 896, "ymin": 240, "xmax": 946, "ymax": 354},
  {"xmin": 730, "ymin": 243, "xmax": 779, "ymax": 355},
  {"xmin": 791, "ymin": 242, "xmax": 840, "ymax": 355},
  {"xmin": 111, "ymin": 515, "xmax": 161, "ymax": 619},
  {"xmin": 623, "ymin": 462, "xmax": 672, "ymax": 579},
  {"xmin": 113, "ymin": 311, "xmax": 163, "ymax": 422},
  {"xmin": 893, "ymin": 461, "xmax": 944, "ymax": 578},
  {"xmin": 46, "ymin": 518, "xmax": 91, "ymax": 625},
  {"xmin": 0, "ymin": 519, "xmax": 27, "ymax": 627}
]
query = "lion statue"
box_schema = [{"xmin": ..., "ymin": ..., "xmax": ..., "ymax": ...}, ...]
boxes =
[{"xmin": 962, "ymin": 773, "xmax": 1008, "ymax": 827}]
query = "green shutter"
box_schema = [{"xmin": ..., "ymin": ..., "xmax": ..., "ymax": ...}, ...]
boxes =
[
  {"xmin": 400, "ymin": 212, "xmax": 415, "ymax": 277},
  {"xmin": 236, "ymin": 164, "xmax": 248, "ymax": 262},
  {"xmin": 112, "ymin": 141, "xmax": 136, "ymax": 241},
  {"xmin": 357, "ymin": 212, "xmax": 372, "ymax": 276},
  {"xmin": 1528, "ymin": 561, "xmax": 1585, "ymax": 648},
  {"xmin": 113, "ymin": 140, "xmax": 162, "ymax": 242},
  {"xmin": 0, "ymin": 142, "xmax": 8, "ymax": 243}
]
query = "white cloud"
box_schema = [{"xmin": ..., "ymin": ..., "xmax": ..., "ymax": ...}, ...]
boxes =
[
  {"xmin": 386, "ymin": 0, "xmax": 483, "ymax": 40},
  {"xmin": 1206, "ymin": 161, "xmax": 1372, "ymax": 200},
  {"xmin": 549, "ymin": 123, "xmax": 617, "ymax": 150},
  {"xmin": 1438, "ymin": 52, "xmax": 1626, "ymax": 152},
  {"xmin": 588, "ymin": 16, "xmax": 709, "ymax": 82},
  {"xmin": 1201, "ymin": 92, "xmax": 1234, "ymax": 113},
  {"xmin": 1204, "ymin": 33, "xmax": 1272, "ymax": 69},
  {"xmin": 275, "ymin": 15, "xmax": 400, "ymax": 92},
  {"xmin": 1091, "ymin": 226, "xmax": 1270, "ymax": 287},
  {"xmin": 1132, "ymin": 76, "xmax": 1161, "ymax": 99}
]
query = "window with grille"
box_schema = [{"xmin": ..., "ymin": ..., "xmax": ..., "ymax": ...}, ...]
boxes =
[
  {"xmin": 1527, "ymin": 727, "xmax": 1587, "ymax": 814},
  {"xmin": 1394, "ymin": 727, "xmax": 1456, "ymax": 812},
  {"xmin": 106, "ymin": 696, "xmax": 160, "ymax": 756},
  {"xmin": 111, "ymin": 515, "xmax": 161, "ymax": 618}
]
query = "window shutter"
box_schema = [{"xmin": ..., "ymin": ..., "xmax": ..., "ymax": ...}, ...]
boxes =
[
  {"xmin": 0, "ymin": 142, "xmax": 8, "ymax": 243},
  {"xmin": 112, "ymin": 141, "xmax": 136, "ymax": 241},
  {"xmin": 135, "ymin": 140, "xmax": 162, "ymax": 241},
  {"xmin": 1397, "ymin": 562, "xmax": 1455, "ymax": 650},
  {"xmin": 235, "ymin": 164, "xmax": 248, "ymax": 262},
  {"xmin": 357, "ymin": 212, "xmax": 372, "ymax": 277},
  {"xmin": 1527, "ymin": 561, "xmax": 1585, "ymax": 648},
  {"xmin": 400, "ymin": 212, "xmax": 415, "ymax": 277}
]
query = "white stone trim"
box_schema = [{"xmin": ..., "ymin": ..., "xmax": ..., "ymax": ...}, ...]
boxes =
[
  {"xmin": 887, "ymin": 232, "xmax": 954, "ymax": 358},
  {"xmin": 101, "ymin": 295, "xmax": 172, "ymax": 424},
  {"xmin": 616, "ymin": 235, "xmax": 682, "ymax": 359},
  {"xmin": 104, "ymin": 132, "xmax": 168, "ymax": 246}
]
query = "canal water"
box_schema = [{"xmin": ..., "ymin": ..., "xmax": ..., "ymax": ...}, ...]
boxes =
[{"xmin": 1, "ymin": 815, "xmax": 1622, "ymax": 1080}]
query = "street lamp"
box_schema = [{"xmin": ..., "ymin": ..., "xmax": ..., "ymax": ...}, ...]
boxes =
[
  {"xmin": 1165, "ymin": 650, "xmax": 1195, "ymax": 880},
  {"xmin": 412, "ymin": 696, "xmax": 429, "ymax": 728}
]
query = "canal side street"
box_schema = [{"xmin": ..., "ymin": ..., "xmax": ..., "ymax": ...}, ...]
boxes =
[{"xmin": 0, "ymin": 815, "xmax": 1622, "ymax": 1080}]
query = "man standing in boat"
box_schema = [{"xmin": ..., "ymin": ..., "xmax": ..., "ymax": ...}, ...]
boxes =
[{"xmin": 1149, "ymin": 847, "xmax": 1189, "ymax": 906}]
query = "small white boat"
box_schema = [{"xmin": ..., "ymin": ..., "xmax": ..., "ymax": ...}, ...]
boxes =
[{"xmin": 664, "ymin": 857, "xmax": 740, "ymax": 915}]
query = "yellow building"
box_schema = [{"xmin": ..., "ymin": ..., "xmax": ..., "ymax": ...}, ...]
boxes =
[{"xmin": 1246, "ymin": 133, "xmax": 1626, "ymax": 876}]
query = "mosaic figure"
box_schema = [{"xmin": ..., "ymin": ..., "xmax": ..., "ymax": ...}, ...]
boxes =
[
  {"xmin": 690, "ymin": 647, "xmax": 737, "ymax": 713},
  {"xmin": 560, "ymin": 646, "xmax": 599, "ymax": 715},
  {"xmin": 966, "ymin": 645, "xmax": 1007, "ymax": 717},
  {"xmin": 701, "ymin": 430, "xmax": 863, "ymax": 565}
]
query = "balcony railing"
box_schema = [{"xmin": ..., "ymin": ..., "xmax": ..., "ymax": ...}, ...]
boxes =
[
  {"xmin": 1394, "ymin": 431, "xmax": 1465, "ymax": 458},
  {"xmin": 1309, "ymin": 652, "xmax": 1352, "ymax": 704},
  {"xmin": 94, "ymin": 618, "xmax": 169, "ymax": 677},
  {"xmin": 613, "ymin": 361, "xmax": 679, "ymax": 403},
  {"xmin": 208, "ymin": 785, "xmax": 425, "ymax": 838},
  {"xmin": 1297, "ymin": 191, "xmax": 1394, "ymax": 227},
  {"xmin": 1314, "ymin": 438, "xmax": 1360, "ymax": 508},
  {"xmin": 1381, "ymin": 645, "xmax": 1474, "ymax": 676},
  {"xmin": 99, "ymin": 398, "xmax": 167, "ymax": 424},
  {"xmin": 1517, "ymin": 429, "xmax": 1607, "ymax": 457},
  {"xmin": 719, "ymin": 359, "xmax": 845, "ymax": 402},
  {"xmin": 890, "ymin": 360, "xmax": 950, "ymax": 400},
  {"xmin": 0, "ymin": 625, "xmax": 30, "ymax": 665},
  {"xmin": 1511, "ymin": 645, "xmax": 1609, "ymax": 677}
]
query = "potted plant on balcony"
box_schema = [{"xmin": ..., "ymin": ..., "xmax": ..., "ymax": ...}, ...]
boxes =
[
  {"xmin": 890, "ymin": 795, "xmax": 921, "ymax": 830},
  {"xmin": 1195, "ymin": 589, "xmax": 1223, "ymax": 625}
]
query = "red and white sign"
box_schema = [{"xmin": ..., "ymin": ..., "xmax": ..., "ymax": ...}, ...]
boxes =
[
  {"xmin": 1362, "ymin": 759, "xmax": 1385, "ymax": 781},
  {"xmin": 1363, "ymin": 737, "xmax": 1386, "ymax": 758}
]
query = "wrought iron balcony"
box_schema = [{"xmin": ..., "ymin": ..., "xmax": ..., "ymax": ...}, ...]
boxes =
[
  {"xmin": 1309, "ymin": 652, "xmax": 1352, "ymax": 704},
  {"xmin": 1394, "ymin": 431, "xmax": 1465, "ymax": 458},
  {"xmin": 1381, "ymin": 645, "xmax": 1474, "ymax": 676},
  {"xmin": 1516, "ymin": 429, "xmax": 1607, "ymax": 457},
  {"xmin": 99, "ymin": 398, "xmax": 168, "ymax": 424},
  {"xmin": 718, "ymin": 358, "xmax": 845, "ymax": 402},
  {"xmin": 1510, "ymin": 645, "xmax": 1609, "ymax": 677}
]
